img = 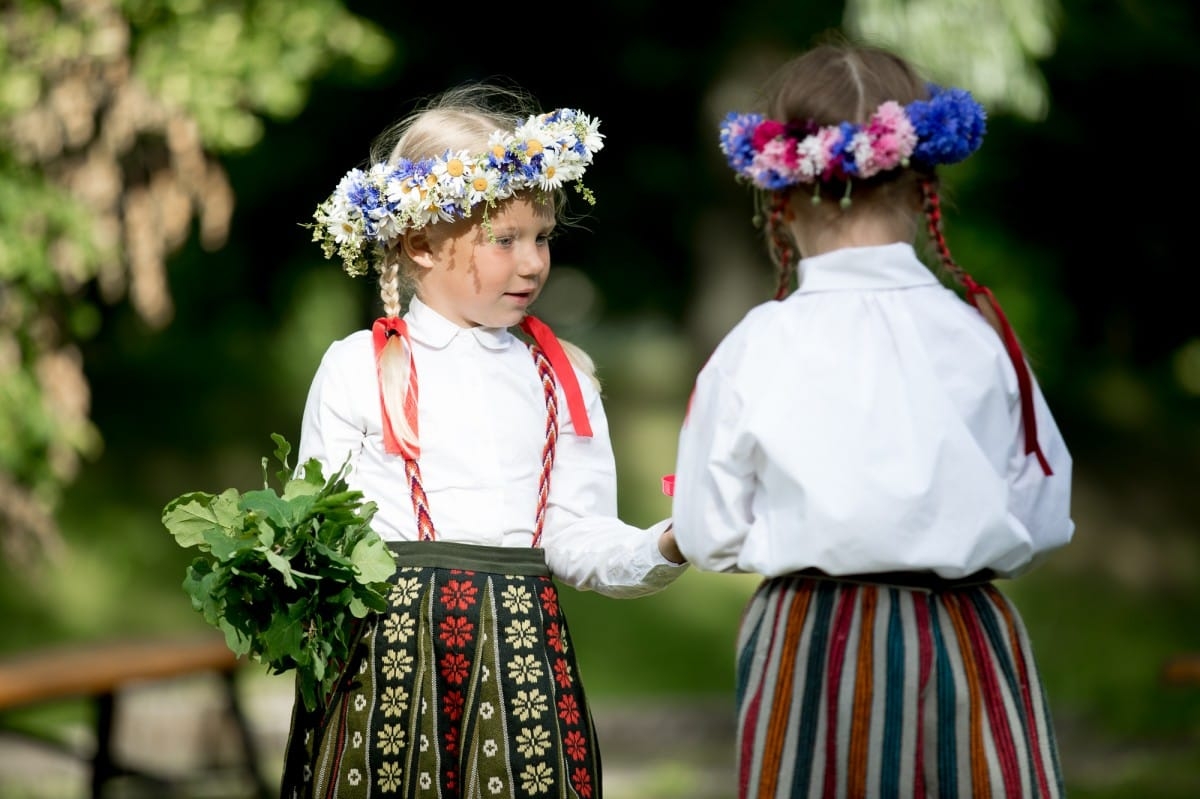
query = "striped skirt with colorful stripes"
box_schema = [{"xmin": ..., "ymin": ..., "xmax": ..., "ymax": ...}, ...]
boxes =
[
  {"xmin": 735, "ymin": 573, "xmax": 1064, "ymax": 799},
  {"xmin": 280, "ymin": 541, "xmax": 603, "ymax": 799}
]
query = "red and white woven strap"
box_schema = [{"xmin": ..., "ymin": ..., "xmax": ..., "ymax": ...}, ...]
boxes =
[
  {"xmin": 386, "ymin": 333, "xmax": 559, "ymax": 546},
  {"xmin": 404, "ymin": 458, "xmax": 436, "ymax": 542},
  {"xmin": 529, "ymin": 344, "xmax": 557, "ymax": 548}
]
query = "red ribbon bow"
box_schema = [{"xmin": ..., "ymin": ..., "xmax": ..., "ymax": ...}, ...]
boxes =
[{"xmin": 371, "ymin": 317, "xmax": 419, "ymax": 458}]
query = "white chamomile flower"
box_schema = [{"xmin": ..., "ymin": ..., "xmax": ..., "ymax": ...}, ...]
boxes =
[
  {"xmin": 433, "ymin": 151, "xmax": 471, "ymax": 179},
  {"xmin": 326, "ymin": 203, "xmax": 361, "ymax": 245},
  {"xmin": 578, "ymin": 114, "xmax": 604, "ymax": 154},
  {"xmin": 536, "ymin": 150, "xmax": 566, "ymax": 191},
  {"xmin": 466, "ymin": 167, "xmax": 500, "ymax": 205}
]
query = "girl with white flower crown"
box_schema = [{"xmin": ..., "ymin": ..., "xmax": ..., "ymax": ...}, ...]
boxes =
[
  {"xmin": 669, "ymin": 36, "xmax": 1074, "ymax": 798},
  {"xmin": 280, "ymin": 81, "xmax": 687, "ymax": 799}
]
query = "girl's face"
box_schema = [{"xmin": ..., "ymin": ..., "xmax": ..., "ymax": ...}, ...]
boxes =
[{"xmin": 409, "ymin": 193, "xmax": 555, "ymax": 329}]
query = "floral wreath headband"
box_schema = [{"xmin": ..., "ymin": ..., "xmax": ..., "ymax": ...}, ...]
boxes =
[
  {"xmin": 719, "ymin": 83, "xmax": 986, "ymax": 207},
  {"xmin": 312, "ymin": 108, "xmax": 604, "ymax": 277}
]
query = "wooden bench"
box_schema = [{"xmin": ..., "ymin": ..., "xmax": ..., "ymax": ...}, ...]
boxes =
[
  {"xmin": 1162, "ymin": 652, "xmax": 1200, "ymax": 687},
  {"xmin": 0, "ymin": 634, "xmax": 272, "ymax": 798}
]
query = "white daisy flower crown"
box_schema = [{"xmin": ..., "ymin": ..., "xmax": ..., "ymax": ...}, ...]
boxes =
[{"xmin": 311, "ymin": 108, "xmax": 604, "ymax": 277}]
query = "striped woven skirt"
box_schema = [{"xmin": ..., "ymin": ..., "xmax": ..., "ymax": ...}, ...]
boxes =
[
  {"xmin": 735, "ymin": 572, "xmax": 1063, "ymax": 799},
  {"xmin": 279, "ymin": 541, "xmax": 602, "ymax": 799}
]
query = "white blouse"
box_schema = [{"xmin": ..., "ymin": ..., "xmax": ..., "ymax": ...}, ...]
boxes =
[
  {"xmin": 671, "ymin": 243, "xmax": 1074, "ymax": 580},
  {"xmin": 297, "ymin": 297, "xmax": 685, "ymax": 597}
]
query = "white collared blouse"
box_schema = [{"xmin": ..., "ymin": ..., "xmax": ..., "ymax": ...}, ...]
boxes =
[
  {"xmin": 297, "ymin": 296, "xmax": 685, "ymax": 597},
  {"xmin": 671, "ymin": 242, "xmax": 1074, "ymax": 579}
]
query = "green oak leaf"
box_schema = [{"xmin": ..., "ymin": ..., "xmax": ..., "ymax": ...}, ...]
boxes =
[
  {"xmin": 351, "ymin": 535, "xmax": 397, "ymax": 584},
  {"xmin": 162, "ymin": 488, "xmax": 241, "ymax": 548}
]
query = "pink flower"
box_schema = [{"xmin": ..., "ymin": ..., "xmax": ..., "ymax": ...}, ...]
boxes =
[
  {"xmin": 858, "ymin": 101, "xmax": 916, "ymax": 177},
  {"xmin": 751, "ymin": 120, "xmax": 786, "ymax": 152}
]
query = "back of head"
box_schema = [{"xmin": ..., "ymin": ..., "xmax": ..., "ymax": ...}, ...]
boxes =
[
  {"xmin": 743, "ymin": 39, "xmax": 936, "ymax": 295},
  {"xmin": 763, "ymin": 42, "xmax": 928, "ymax": 135},
  {"xmin": 765, "ymin": 40, "xmax": 930, "ymax": 216},
  {"xmin": 718, "ymin": 34, "xmax": 988, "ymax": 298}
]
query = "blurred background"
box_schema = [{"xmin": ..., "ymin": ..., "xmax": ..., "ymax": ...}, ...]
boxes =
[{"xmin": 2, "ymin": 0, "xmax": 1199, "ymax": 796}]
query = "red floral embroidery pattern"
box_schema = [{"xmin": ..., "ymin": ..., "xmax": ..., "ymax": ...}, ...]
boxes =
[
  {"xmin": 440, "ymin": 652, "xmax": 470, "ymax": 684},
  {"xmin": 546, "ymin": 621, "xmax": 565, "ymax": 652},
  {"xmin": 553, "ymin": 657, "xmax": 573, "ymax": 688},
  {"xmin": 558, "ymin": 693, "xmax": 581, "ymax": 725},
  {"xmin": 539, "ymin": 584, "xmax": 559, "ymax": 616},
  {"xmin": 571, "ymin": 766, "xmax": 594, "ymax": 798},
  {"xmin": 443, "ymin": 689, "xmax": 465, "ymax": 721},
  {"xmin": 440, "ymin": 615, "xmax": 475, "ymax": 647},
  {"xmin": 441, "ymin": 579, "xmax": 478, "ymax": 611},
  {"xmin": 564, "ymin": 730, "xmax": 588, "ymax": 761}
]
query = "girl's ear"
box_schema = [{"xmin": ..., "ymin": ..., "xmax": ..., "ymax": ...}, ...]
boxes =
[{"xmin": 402, "ymin": 231, "xmax": 437, "ymax": 271}]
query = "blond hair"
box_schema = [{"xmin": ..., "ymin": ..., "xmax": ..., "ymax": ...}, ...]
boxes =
[{"xmin": 372, "ymin": 83, "xmax": 599, "ymax": 453}]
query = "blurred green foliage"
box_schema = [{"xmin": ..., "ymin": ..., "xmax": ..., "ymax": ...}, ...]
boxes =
[
  {"xmin": 123, "ymin": 0, "xmax": 392, "ymax": 151},
  {"xmin": 0, "ymin": 0, "xmax": 392, "ymax": 558}
]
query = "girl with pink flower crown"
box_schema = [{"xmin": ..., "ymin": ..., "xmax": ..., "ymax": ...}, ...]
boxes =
[
  {"xmin": 669, "ymin": 36, "xmax": 1074, "ymax": 798},
  {"xmin": 280, "ymin": 81, "xmax": 687, "ymax": 799}
]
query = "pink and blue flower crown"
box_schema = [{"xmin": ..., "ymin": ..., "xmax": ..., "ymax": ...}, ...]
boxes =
[{"xmin": 719, "ymin": 84, "xmax": 986, "ymax": 203}]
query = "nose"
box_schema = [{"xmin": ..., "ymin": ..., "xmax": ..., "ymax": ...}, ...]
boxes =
[{"xmin": 516, "ymin": 241, "xmax": 549, "ymax": 279}]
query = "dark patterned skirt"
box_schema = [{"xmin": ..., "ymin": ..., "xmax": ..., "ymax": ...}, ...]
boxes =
[{"xmin": 280, "ymin": 541, "xmax": 602, "ymax": 799}]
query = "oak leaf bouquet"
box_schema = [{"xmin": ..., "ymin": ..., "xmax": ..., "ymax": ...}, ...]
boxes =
[{"xmin": 162, "ymin": 434, "xmax": 396, "ymax": 711}]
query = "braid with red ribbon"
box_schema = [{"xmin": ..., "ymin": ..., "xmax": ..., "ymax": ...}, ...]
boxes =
[
  {"xmin": 920, "ymin": 179, "xmax": 1052, "ymax": 475},
  {"xmin": 371, "ymin": 317, "xmax": 420, "ymax": 459}
]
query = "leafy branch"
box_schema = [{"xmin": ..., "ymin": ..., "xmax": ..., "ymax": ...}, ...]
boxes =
[{"xmin": 162, "ymin": 433, "xmax": 395, "ymax": 711}]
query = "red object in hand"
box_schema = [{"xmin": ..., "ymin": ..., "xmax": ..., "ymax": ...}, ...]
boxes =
[{"xmin": 661, "ymin": 474, "xmax": 675, "ymax": 496}]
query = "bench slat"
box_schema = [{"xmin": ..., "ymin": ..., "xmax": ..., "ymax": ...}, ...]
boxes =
[
  {"xmin": 0, "ymin": 635, "xmax": 242, "ymax": 709},
  {"xmin": 1162, "ymin": 653, "xmax": 1200, "ymax": 687}
]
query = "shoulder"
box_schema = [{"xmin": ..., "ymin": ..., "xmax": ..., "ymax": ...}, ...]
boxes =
[
  {"xmin": 706, "ymin": 300, "xmax": 789, "ymax": 369},
  {"xmin": 315, "ymin": 329, "xmax": 375, "ymax": 373}
]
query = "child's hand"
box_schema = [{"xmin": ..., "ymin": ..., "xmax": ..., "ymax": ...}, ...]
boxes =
[{"xmin": 658, "ymin": 525, "xmax": 686, "ymax": 565}]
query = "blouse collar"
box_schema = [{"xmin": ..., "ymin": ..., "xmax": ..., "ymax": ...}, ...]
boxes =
[
  {"xmin": 405, "ymin": 296, "xmax": 512, "ymax": 351},
  {"xmin": 795, "ymin": 242, "xmax": 939, "ymax": 294}
]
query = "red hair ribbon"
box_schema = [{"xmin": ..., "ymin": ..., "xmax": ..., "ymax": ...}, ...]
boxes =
[
  {"xmin": 962, "ymin": 278, "xmax": 1053, "ymax": 476},
  {"xmin": 371, "ymin": 316, "xmax": 419, "ymax": 458},
  {"xmin": 519, "ymin": 315, "xmax": 593, "ymax": 438}
]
